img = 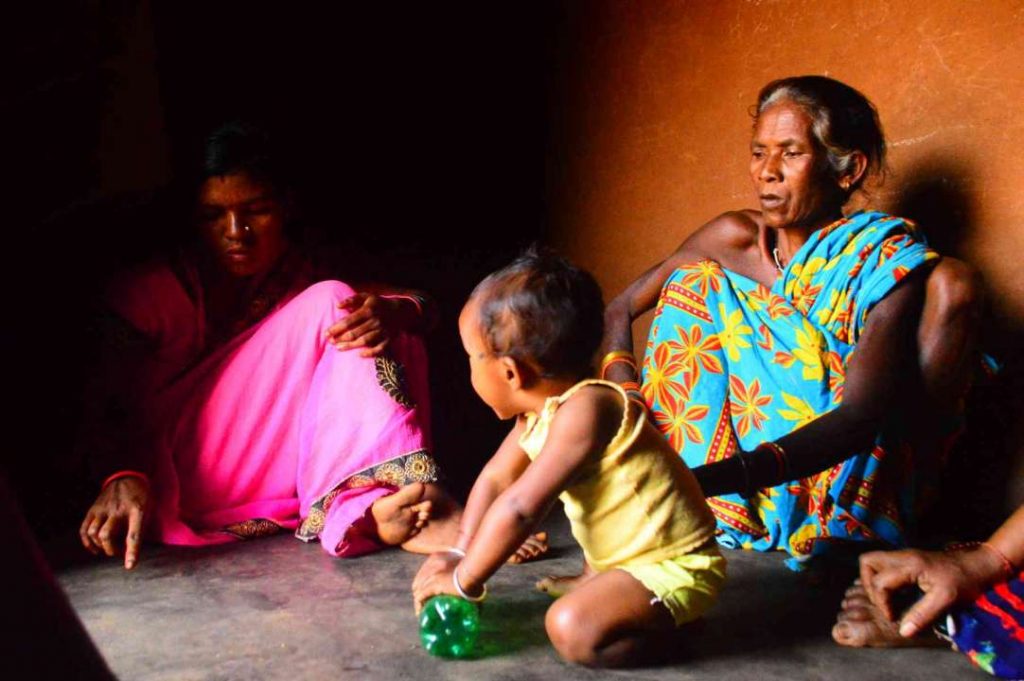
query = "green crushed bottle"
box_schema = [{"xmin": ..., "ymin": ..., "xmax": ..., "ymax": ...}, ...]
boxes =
[{"xmin": 418, "ymin": 595, "xmax": 479, "ymax": 658}]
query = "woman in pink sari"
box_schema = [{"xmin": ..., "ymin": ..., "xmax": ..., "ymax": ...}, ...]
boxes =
[{"xmin": 77, "ymin": 122, "xmax": 469, "ymax": 568}]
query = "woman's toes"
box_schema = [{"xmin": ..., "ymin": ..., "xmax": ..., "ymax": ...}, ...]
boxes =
[{"xmin": 391, "ymin": 482, "xmax": 427, "ymax": 506}]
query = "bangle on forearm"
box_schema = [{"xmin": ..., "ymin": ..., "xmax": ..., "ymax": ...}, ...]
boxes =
[
  {"xmin": 945, "ymin": 541, "xmax": 1016, "ymax": 579},
  {"xmin": 380, "ymin": 293, "xmax": 425, "ymax": 317},
  {"xmin": 599, "ymin": 350, "xmax": 637, "ymax": 378},
  {"xmin": 600, "ymin": 356, "xmax": 638, "ymax": 380},
  {"xmin": 619, "ymin": 380, "xmax": 641, "ymax": 393},
  {"xmin": 101, "ymin": 470, "xmax": 149, "ymax": 491},
  {"xmin": 444, "ymin": 547, "xmax": 467, "ymax": 559},
  {"xmin": 452, "ymin": 564, "xmax": 487, "ymax": 603},
  {"xmin": 981, "ymin": 542, "xmax": 1016, "ymax": 578},
  {"xmin": 735, "ymin": 452, "xmax": 756, "ymax": 499},
  {"xmin": 756, "ymin": 441, "xmax": 789, "ymax": 481}
]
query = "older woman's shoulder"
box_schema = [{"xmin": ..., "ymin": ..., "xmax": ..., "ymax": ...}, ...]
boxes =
[
  {"xmin": 684, "ymin": 209, "xmax": 762, "ymax": 253},
  {"xmin": 710, "ymin": 209, "xmax": 762, "ymax": 245}
]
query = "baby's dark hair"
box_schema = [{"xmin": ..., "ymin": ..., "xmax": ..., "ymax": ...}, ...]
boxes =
[{"xmin": 469, "ymin": 248, "xmax": 604, "ymax": 380}]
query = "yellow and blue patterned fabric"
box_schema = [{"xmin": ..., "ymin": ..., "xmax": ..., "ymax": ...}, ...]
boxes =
[{"xmin": 641, "ymin": 211, "xmax": 939, "ymax": 569}]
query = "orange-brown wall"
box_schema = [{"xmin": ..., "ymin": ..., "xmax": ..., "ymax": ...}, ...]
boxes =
[{"xmin": 545, "ymin": 0, "xmax": 1024, "ymax": 510}]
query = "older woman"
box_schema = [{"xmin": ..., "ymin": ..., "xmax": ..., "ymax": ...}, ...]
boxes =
[
  {"xmin": 77, "ymin": 122, "xmax": 461, "ymax": 568},
  {"xmin": 598, "ymin": 76, "xmax": 979, "ymax": 570}
]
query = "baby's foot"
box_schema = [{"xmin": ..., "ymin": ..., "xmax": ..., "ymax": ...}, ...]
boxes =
[
  {"xmin": 536, "ymin": 563, "xmax": 596, "ymax": 598},
  {"xmin": 832, "ymin": 583, "xmax": 945, "ymax": 648},
  {"xmin": 371, "ymin": 483, "xmax": 432, "ymax": 545},
  {"xmin": 507, "ymin": 532, "xmax": 549, "ymax": 564}
]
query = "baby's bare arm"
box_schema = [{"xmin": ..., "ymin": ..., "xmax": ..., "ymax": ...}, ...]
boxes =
[
  {"xmin": 453, "ymin": 418, "xmax": 531, "ymax": 551},
  {"xmin": 456, "ymin": 387, "xmax": 623, "ymax": 592}
]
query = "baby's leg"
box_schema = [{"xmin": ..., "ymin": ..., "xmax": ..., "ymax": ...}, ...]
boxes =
[{"xmin": 544, "ymin": 569, "xmax": 676, "ymax": 668}]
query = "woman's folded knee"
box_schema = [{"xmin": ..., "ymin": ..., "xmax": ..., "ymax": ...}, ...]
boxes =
[
  {"xmin": 296, "ymin": 280, "xmax": 357, "ymax": 307},
  {"xmin": 928, "ymin": 258, "xmax": 983, "ymax": 320}
]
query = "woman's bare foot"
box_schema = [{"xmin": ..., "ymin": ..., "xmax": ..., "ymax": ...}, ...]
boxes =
[
  {"xmin": 508, "ymin": 532, "xmax": 549, "ymax": 564},
  {"xmin": 400, "ymin": 483, "xmax": 461, "ymax": 554},
  {"xmin": 371, "ymin": 483, "xmax": 432, "ymax": 545},
  {"xmin": 536, "ymin": 561, "xmax": 596, "ymax": 597},
  {"xmin": 832, "ymin": 582, "xmax": 945, "ymax": 648}
]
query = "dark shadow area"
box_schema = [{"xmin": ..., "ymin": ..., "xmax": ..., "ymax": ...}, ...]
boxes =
[
  {"xmin": 6, "ymin": 2, "xmax": 551, "ymax": 541},
  {"xmin": 892, "ymin": 157, "xmax": 1020, "ymax": 540}
]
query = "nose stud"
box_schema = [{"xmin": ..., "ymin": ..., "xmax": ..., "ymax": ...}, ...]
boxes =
[{"xmin": 242, "ymin": 224, "xmax": 252, "ymax": 233}]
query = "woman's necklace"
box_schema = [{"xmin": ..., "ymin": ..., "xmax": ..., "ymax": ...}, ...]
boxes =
[{"xmin": 772, "ymin": 247, "xmax": 785, "ymax": 273}]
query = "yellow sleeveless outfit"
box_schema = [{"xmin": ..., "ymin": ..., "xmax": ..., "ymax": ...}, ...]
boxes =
[{"xmin": 519, "ymin": 379, "xmax": 726, "ymax": 625}]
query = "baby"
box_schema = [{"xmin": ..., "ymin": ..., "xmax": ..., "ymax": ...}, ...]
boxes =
[{"xmin": 412, "ymin": 250, "xmax": 725, "ymax": 667}]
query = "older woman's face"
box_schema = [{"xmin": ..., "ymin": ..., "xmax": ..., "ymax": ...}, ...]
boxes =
[
  {"xmin": 750, "ymin": 100, "xmax": 841, "ymax": 231},
  {"xmin": 197, "ymin": 173, "xmax": 289, "ymax": 278}
]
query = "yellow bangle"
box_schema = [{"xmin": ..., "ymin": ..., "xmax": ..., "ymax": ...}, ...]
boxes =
[
  {"xmin": 600, "ymin": 350, "xmax": 634, "ymax": 366},
  {"xmin": 600, "ymin": 357, "xmax": 637, "ymax": 379},
  {"xmin": 600, "ymin": 351, "xmax": 637, "ymax": 377}
]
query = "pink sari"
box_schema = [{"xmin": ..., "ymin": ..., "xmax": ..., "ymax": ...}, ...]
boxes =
[{"xmin": 105, "ymin": 257, "xmax": 436, "ymax": 556}]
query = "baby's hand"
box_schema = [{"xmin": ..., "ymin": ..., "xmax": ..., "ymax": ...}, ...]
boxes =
[{"xmin": 412, "ymin": 551, "xmax": 461, "ymax": 614}]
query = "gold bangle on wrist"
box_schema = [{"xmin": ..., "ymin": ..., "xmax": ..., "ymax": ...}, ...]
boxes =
[{"xmin": 599, "ymin": 350, "xmax": 636, "ymax": 374}]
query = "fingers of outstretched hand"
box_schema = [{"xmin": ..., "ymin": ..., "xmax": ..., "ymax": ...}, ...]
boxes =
[
  {"xmin": 124, "ymin": 507, "xmax": 144, "ymax": 569},
  {"xmin": 80, "ymin": 511, "xmax": 102, "ymax": 554},
  {"xmin": 899, "ymin": 585, "xmax": 957, "ymax": 638},
  {"xmin": 97, "ymin": 513, "xmax": 123, "ymax": 557}
]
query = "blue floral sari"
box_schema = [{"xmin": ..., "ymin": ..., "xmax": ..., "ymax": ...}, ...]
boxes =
[{"xmin": 641, "ymin": 211, "xmax": 939, "ymax": 568}]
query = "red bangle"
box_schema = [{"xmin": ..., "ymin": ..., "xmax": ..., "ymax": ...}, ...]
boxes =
[
  {"xmin": 945, "ymin": 541, "xmax": 1016, "ymax": 579},
  {"xmin": 757, "ymin": 441, "xmax": 789, "ymax": 479},
  {"xmin": 619, "ymin": 380, "xmax": 642, "ymax": 393},
  {"xmin": 101, "ymin": 470, "xmax": 149, "ymax": 491}
]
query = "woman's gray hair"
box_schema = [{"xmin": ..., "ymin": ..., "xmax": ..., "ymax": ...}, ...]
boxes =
[{"xmin": 756, "ymin": 76, "xmax": 886, "ymax": 194}]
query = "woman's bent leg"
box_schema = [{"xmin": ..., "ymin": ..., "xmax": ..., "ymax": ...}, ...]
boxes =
[{"xmin": 151, "ymin": 280, "xmax": 443, "ymax": 554}]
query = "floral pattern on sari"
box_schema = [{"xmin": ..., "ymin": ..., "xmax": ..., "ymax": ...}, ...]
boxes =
[{"xmin": 641, "ymin": 211, "xmax": 939, "ymax": 568}]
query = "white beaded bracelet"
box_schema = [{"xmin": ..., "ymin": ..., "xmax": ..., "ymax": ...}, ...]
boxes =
[{"xmin": 452, "ymin": 565, "xmax": 487, "ymax": 603}]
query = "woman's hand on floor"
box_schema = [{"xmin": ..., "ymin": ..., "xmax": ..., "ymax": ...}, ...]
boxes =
[
  {"xmin": 327, "ymin": 293, "xmax": 401, "ymax": 357},
  {"xmin": 79, "ymin": 477, "xmax": 148, "ymax": 569},
  {"xmin": 412, "ymin": 551, "xmax": 461, "ymax": 614}
]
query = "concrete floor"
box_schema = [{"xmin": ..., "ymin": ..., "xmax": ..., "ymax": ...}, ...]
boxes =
[{"xmin": 57, "ymin": 516, "xmax": 982, "ymax": 681}]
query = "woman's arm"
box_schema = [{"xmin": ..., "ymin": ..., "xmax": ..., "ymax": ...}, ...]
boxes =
[
  {"xmin": 694, "ymin": 270, "xmax": 928, "ymax": 497},
  {"xmin": 602, "ymin": 211, "xmax": 759, "ymax": 384},
  {"xmin": 77, "ymin": 310, "xmax": 154, "ymax": 568},
  {"xmin": 413, "ymin": 388, "xmax": 622, "ymax": 611},
  {"xmin": 860, "ymin": 504, "xmax": 1024, "ymax": 637}
]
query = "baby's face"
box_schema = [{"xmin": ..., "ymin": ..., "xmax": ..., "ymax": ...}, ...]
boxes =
[{"xmin": 459, "ymin": 301, "xmax": 517, "ymax": 420}]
